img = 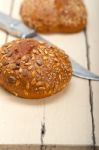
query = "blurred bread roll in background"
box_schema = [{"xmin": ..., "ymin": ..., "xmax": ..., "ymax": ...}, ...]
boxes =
[{"xmin": 20, "ymin": 0, "xmax": 87, "ymax": 33}]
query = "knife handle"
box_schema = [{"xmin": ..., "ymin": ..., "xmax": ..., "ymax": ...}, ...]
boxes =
[{"xmin": 0, "ymin": 12, "xmax": 35, "ymax": 38}]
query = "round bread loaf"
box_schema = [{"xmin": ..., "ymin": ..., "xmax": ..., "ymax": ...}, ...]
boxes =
[
  {"xmin": 0, "ymin": 39, "xmax": 72, "ymax": 99},
  {"xmin": 20, "ymin": 0, "xmax": 87, "ymax": 33}
]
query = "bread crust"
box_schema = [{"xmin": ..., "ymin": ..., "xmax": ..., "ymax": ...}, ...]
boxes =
[
  {"xmin": 20, "ymin": 0, "xmax": 87, "ymax": 33},
  {"xmin": 0, "ymin": 39, "xmax": 72, "ymax": 99}
]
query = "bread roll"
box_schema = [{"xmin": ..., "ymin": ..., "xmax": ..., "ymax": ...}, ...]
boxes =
[
  {"xmin": 0, "ymin": 39, "xmax": 72, "ymax": 99},
  {"xmin": 20, "ymin": 0, "xmax": 87, "ymax": 33}
]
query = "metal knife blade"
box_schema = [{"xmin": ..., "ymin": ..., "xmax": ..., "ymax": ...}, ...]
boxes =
[{"xmin": 0, "ymin": 12, "xmax": 99, "ymax": 81}]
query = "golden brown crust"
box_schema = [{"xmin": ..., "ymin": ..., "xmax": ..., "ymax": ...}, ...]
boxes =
[
  {"xmin": 20, "ymin": 0, "xmax": 87, "ymax": 33},
  {"xmin": 0, "ymin": 39, "xmax": 72, "ymax": 99}
]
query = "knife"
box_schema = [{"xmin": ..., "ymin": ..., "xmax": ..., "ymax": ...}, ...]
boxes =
[{"xmin": 0, "ymin": 12, "xmax": 99, "ymax": 81}]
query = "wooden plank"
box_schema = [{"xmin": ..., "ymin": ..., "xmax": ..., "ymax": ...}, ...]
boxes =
[
  {"xmin": 84, "ymin": 0, "xmax": 99, "ymax": 146},
  {"xmin": 0, "ymin": 0, "xmax": 43, "ymax": 145},
  {"xmin": 0, "ymin": 0, "xmax": 12, "ymax": 45},
  {"xmin": 0, "ymin": 31, "xmax": 6, "ymax": 45},
  {"xmin": 42, "ymin": 33, "xmax": 92, "ymax": 145}
]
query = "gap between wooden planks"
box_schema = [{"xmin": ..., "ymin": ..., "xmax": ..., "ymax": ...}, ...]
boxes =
[{"xmin": 0, "ymin": 145, "xmax": 99, "ymax": 150}]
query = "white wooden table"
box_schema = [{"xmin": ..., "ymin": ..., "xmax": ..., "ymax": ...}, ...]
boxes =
[{"xmin": 0, "ymin": 0, "xmax": 99, "ymax": 150}]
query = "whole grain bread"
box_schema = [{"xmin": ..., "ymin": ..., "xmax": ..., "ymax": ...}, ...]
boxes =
[
  {"xmin": 0, "ymin": 39, "xmax": 72, "ymax": 99},
  {"xmin": 20, "ymin": 0, "xmax": 87, "ymax": 33}
]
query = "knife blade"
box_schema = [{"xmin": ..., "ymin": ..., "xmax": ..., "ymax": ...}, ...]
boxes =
[{"xmin": 0, "ymin": 12, "xmax": 99, "ymax": 81}]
